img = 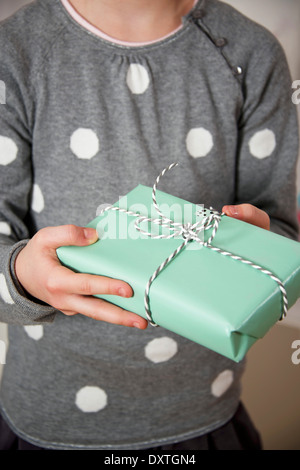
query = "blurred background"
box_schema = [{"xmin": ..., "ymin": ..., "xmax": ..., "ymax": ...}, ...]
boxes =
[{"xmin": 0, "ymin": 0, "xmax": 299, "ymax": 450}]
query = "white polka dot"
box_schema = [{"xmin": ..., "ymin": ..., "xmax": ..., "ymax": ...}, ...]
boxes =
[
  {"xmin": 24, "ymin": 325, "xmax": 44, "ymax": 341},
  {"xmin": 0, "ymin": 273, "xmax": 14, "ymax": 304},
  {"xmin": 75, "ymin": 386, "xmax": 107, "ymax": 413},
  {"xmin": 126, "ymin": 64, "xmax": 150, "ymax": 94},
  {"xmin": 0, "ymin": 136, "xmax": 18, "ymax": 165},
  {"xmin": 70, "ymin": 128, "xmax": 99, "ymax": 160},
  {"xmin": 0, "ymin": 222, "xmax": 11, "ymax": 236},
  {"xmin": 248, "ymin": 129, "xmax": 276, "ymax": 159},
  {"xmin": 31, "ymin": 184, "xmax": 44, "ymax": 213},
  {"xmin": 145, "ymin": 337, "xmax": 178, "ymax": 364},
  {"xmin": 211, "ymin": 369, "xmax": 234, "ymax": 397},
  {"xmin": 186, "ymin": 128, "xmax": 214, "ymax": 158}
]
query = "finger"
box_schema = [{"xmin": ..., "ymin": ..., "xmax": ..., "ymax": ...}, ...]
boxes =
[
  {"xmin": 49, "ymin": 266, "xmax": 133, "ymax": 298},
  {"xmin": 35, "ymin": 224, "xmax": 99, "ymax": 250},
  {"xmin": 222, "ymin": 204, "xmax": 270, "ymax": 230},
  {"xmin": 65, "ymin": 294, "xmax": 148, "ymax": 329}
]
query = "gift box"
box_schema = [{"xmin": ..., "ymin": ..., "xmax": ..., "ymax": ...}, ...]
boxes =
[{"xmin": 56, "ymin": 167, "xmax": 300, "ymax": 362}]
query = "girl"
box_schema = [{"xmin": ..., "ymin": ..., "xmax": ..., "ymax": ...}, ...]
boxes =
[{"xmin": 0, "ymin": 0, "xmax": 298, "ymax": 450}]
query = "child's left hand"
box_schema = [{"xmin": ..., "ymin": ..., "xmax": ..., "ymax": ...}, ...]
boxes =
[{"xmin": 222, "ymin": 204, "xmax": 270, "ymax": 231}]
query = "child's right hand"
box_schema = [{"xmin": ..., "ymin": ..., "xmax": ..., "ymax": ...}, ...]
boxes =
[{"xmin": 14, "ymin": 225, "xmax": 148, "ymax": 329}]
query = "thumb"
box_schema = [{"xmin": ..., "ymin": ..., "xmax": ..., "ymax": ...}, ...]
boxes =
[{"xmin": 37, "ymin": 224, "xmax": 99, "ymax": 250}]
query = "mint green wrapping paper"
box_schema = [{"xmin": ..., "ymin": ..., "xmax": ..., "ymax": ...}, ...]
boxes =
[{"xmin": 56, "ymin": 185, "xmax": 300, "ymax": 362}]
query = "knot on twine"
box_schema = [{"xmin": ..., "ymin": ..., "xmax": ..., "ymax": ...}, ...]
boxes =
[
  {"xmin": 181, "ymin": 222, "xmax": 195, "ymax": 241},
  {"xmin": 99, "ymin": 162, "xmax": 288, "ymax": 327}
]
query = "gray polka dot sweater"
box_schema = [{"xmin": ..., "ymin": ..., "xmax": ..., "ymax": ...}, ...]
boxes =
[{"xmin": 0, "ymin": 0, "xmax": 298, "ymax": 450}]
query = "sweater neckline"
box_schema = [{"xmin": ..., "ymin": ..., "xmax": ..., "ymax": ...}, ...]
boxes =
[{"xmin": 59, "ymin": 0, "xmax": 201, "ymax": 50}]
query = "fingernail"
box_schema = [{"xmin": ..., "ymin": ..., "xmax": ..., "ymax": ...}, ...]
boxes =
[
  {"xmin": 226, "ymin": 205, "xmax": 239, "ymax": 217},
  {"xmin": 133, "ymin": 322, "xmax": 142, "ymax": 329},
  {"xmin": 83, "ymin": 228, "xmax": 98, "ymax": 241},
  {"xmin": 118, "ymin": 287, "xmax": 128, "ymax": 297}
]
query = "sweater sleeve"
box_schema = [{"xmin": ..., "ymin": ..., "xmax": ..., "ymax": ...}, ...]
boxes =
[
  {"xmin": 235, "ymin": 37, "xmax": 299, "ymax": 240},
  {"xmin": 0, "ymin": 37, "xmax": 56, "ymax": 325}
]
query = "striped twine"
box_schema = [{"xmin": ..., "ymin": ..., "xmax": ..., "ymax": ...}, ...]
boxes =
[{"xmin": 98, "ymin": 163, "xmax": 288, "ymax": 326}]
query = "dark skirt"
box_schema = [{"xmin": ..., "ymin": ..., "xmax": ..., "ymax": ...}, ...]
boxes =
[{"xmin": 0, "ymin": 402, "xmax": 262, "ymax": 450}]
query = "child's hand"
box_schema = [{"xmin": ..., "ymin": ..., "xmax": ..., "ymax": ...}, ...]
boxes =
[
  {"xmin": 222, "ymin": 204, "xmax": 270, "ymax": 231},
  {"xmin": 14, "ymin": 225, "xmax": 148, "ymax": 329}
]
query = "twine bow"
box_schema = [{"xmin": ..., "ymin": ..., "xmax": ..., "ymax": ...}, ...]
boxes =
[{"xmin": 99, "ymin": 163, "xmax": 288, "ymax": 326}]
